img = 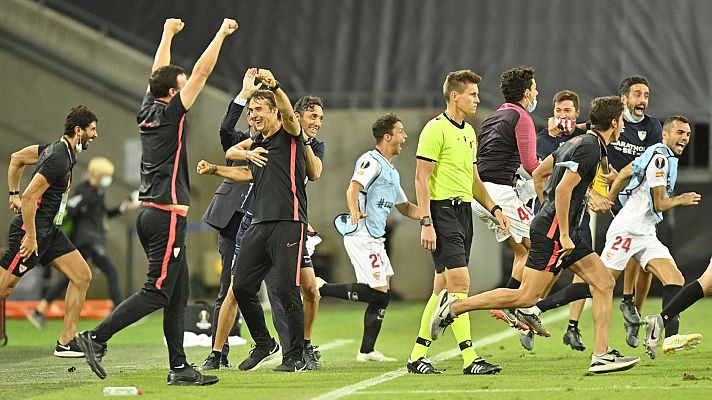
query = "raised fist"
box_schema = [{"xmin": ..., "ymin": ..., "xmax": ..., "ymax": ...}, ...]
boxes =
[
  {"xmin": 257, "ymin": 69, "xmax": 277, "ymax": 88},
  {"xmin": 164, "ymin": 18, "xmax": 185, "ymax": 35},
  {"xmin": 197, "ymin": 160, "xmax": 216, "ymax": 175},
  {"xmin": 220, "ymin": 18, "xmax": 238, "ymax": 36}
]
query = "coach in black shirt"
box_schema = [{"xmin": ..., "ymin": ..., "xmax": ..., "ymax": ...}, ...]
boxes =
[
  {"xmin": 232, "ymin": 69, "xmax": 310, "ymax": 372},
  {"xmin": 1, "ymin": 106, "xmax": 97, "ymax": 358},
  {"xmin": 76, "ymin": 18, "xmax": 237, "ymax": 386}
]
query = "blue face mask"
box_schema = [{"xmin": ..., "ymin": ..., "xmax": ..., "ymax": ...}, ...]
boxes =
[
  {"xmin": 623, "ymin": 108, "xmax": 644, "ymax": 123},
  {"xmin": 99, "ymin": 176, "xmax": 113, "ymax": 188},
  {"xmin": 75, "ymin": 141, "xmax": 83, "ymax": 153},
  {"xmin": 526, "ymin": 94, "xmax": 537, "ymax": 113}
]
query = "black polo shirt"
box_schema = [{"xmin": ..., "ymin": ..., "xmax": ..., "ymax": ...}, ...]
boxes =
[
  {"xmin": 249, "ymin": 127, "xmax": 308, "ymax": 224},
  {"xmin": 136, "ymin": 91, "xmax": 190, "ymax": 205},
  {"xmin": 34, "ymin": 140, "xmax": 76, "ymax": 231}
]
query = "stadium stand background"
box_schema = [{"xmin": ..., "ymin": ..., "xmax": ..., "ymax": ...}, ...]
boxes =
[{"xmin": 1, "ymin": 0, "xmax": 711, "ymax": 300}]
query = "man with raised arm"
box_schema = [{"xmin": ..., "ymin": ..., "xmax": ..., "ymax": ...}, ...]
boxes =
[{"xmin": 76, "ymin": 18, "xmax": 238, "ymax": 385}]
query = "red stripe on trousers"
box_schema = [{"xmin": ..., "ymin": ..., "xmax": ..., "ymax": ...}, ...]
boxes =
[
  {"xmin": 290, "ymin": 137, "xmax": 298, "ymax": 221},
  {"xmin": 156, "ymin": 212, "xmax": 178, "ymax": 289},
  {"xmin": 546, "ymin": 215, "xmax": 559, "ymax": 239},
  {"xmin": 545, "ymin": 241, "xmax": 561, "ymax": 272},
  {"xmin": 170, "ymin": 115, "xmax": 186, "ymax": 204},
  {"xmin": 295, "ymin": 224, "xmax": 304, "ymax": 285}
]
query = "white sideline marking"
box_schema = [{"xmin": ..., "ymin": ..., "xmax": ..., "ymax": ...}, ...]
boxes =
[
  {"xmin": 263, "ymin": 339, "xmax": 355, "ymax": 367},
  {"xmin": 311, "ymin": 306, "xmax": 581, "ymax": 400},
  {"xmin": 354, "ymin": 386, "xmax": 702, "ymax": 395}
]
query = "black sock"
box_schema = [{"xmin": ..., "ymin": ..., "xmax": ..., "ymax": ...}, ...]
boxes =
[
  {"xmin": 320, "ymin": 282, "xmax": 384, "ymax": 303},
  {"xmin": 568, "ymin": 320, "xmax": 579, "ymax": 329},
  {"xmin": 536, "ymin": 283, "xmax": 591, "ymax": 313},
  {"xmin": 662, "ymin": 282, "xmax": 702, "ymax": 335},
  {"xmin": 622, "ymin": 294, "xmax": 634, "ymax": 303},
  {"xmin": 661, "ymin": 284, "xmax": 682, "ymax": 337},
  {"xmin": 506, "ymin": 277, "xmax": 521, "ymax": 290},
  {"xmin": 304, "ymin": 339, "xmax": 311, "ymax": 347},
  {"xmin": 211, "ymin": 350, "xmax": 221, "ymax": 358},
  {"xmin": 359, "ymin": 291, "xmax": 390, "ymax": 354}
]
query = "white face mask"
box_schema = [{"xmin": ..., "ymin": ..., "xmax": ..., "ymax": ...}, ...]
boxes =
[
  {"xmin": 623, "ymin": 108, "xmax": 644, "ymax": 123},
  {"xmin": 99, "ymin": 176, "xmax": 113, "ymax": 188},
  {"xmin": 526, "ymin": 94, "xmax": 537, "ymax": 113},
  {"xmin": 75, "ymin": 141, "xmax": 83, "ymax": 153}
]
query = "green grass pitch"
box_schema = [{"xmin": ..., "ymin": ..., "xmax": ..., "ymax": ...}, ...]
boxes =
[{"xmin": 2, "ymin": 298, "xmax": 712, "ymax": 399}]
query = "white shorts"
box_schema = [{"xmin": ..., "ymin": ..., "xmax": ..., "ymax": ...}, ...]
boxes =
[
  {"xmin": 601, "ymin": 231, "xmax": 672, "ymax": 271},
  {"xmin": 472, "ymin": 181, "xmax": 533, "ymax": 243},
  {"xmin": 343, "ymin": 229, "xmax": 394, "ymax": 288}
]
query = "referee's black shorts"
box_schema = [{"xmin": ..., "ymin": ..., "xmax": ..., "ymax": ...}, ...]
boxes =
[
  {"xmin": 0, "ymin": 215, "xmax": 76, "ymax": 277},
  {"xmin": 430, "ymin": 199, "xmax": 473, "ymax": 273},
  {"xmin": 526, "ymin": 230, "xmax": 594, "ymax": 276}
]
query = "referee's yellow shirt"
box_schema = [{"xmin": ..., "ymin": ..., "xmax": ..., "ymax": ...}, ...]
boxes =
[{"xmin": 416, "ymin": 113, "xmax": 477, "ymax": 201}]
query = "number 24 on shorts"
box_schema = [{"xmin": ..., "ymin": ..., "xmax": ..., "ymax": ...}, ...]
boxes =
[{"xmin": 611, "ymin": 236, "xmax": 632, "ymax": 252}]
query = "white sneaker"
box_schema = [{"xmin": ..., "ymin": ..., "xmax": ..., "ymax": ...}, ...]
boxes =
[
  {"xmin": 588, "ymin": 348, "xmax": 639, "ymax": 374},
  {"xmin": 356, "ymin": 350, "xmax": 397, "ymax": 362},
  {"xmin": 662, "ymin": 333, "xmax": 703, "ymax": 355},
  {"xmin": 315, "ymin": 277, "xmax": 327, "ymax": 290},
  {"xmin": 429, "ymin": 289, "xmax": 457, "ymax": 340},
  {"xmin": 643, "ymin": 314, "xmax": 664, "ymax": 359}
]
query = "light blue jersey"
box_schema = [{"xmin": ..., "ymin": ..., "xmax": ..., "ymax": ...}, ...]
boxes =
[
  {"xmin": 350, "ymin": 150, "xmax": 407, "ymax": 238},
  {"xmin": 618, "ymin": 143, "xmax": 678, "ymax": 224}
]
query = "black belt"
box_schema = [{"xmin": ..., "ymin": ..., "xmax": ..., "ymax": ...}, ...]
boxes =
[{"xmin": 433, "ymin": 197, "xmax": 467, "ymax": 207}]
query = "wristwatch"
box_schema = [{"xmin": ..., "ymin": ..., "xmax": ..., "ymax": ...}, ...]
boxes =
[{"xmin": 420, "ymin": 216, "xmax": 432, "ymax": 226}]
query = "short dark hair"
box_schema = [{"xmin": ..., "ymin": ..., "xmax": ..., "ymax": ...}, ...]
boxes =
[
  {"xmin": 552, "ymin": 90, "xmax": 580, "ymax": 111},
  {"xmin": 294, "ymin": 96, "xmax": 324, "ymax": 115},
  {"xmin": 619, "ymin": 75, "xmax": 649, "ymax": 97},
  {"xmin": 63, "ymin": 105, "xmax": 98, "ymax": 137},
  {"xmin": 663, "ymin": 115, "xmax": 690, "ymax": 131},
  {"xmin": 372, "ymin": 113, "xmax": 401, "ymax": 141},
  {"xmin": 500, "ymin": 66, "xmax": 536, "ymax": 103},
  {"xmin": 149, "ymin": 65, "xmax": 186, "ymax": 98},
  {"xmin": 589, "ymin": 96, "xmax": 624, "ymax": 131},
  {"xmin": 443, "ymin": 70, "xmax": 482, "ymax": 102},
  {"xmin": 248, "ymin": 90, "xmax": 277, "ymax": 109}
]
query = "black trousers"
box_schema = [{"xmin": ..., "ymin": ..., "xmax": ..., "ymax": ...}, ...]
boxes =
[
  {"xmin": 93, "ymin": 206, "xmax": 189, "ymax": 369},
  {"xmin": 43, "ymin": 243, "xmax": 122, "ymax": 306},
  {"xmin": 233, "ymin": 221, "xmax": 305, "ymax": 361},
  {"xmin": 211, "ymin": 210, "xmax": 244, "ymax": 356}
]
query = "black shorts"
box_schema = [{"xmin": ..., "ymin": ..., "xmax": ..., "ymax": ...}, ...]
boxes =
[
  {"xmin": 526, "ymin": 230, "xmax": 594, "ymax": 276},
  {"xmin": 0, "ymin": 215, "xmax": 76, "ymax": 277},
  {"xmin": 430, "ymin": 199, "xmax": 473, "ymax": 273}
]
